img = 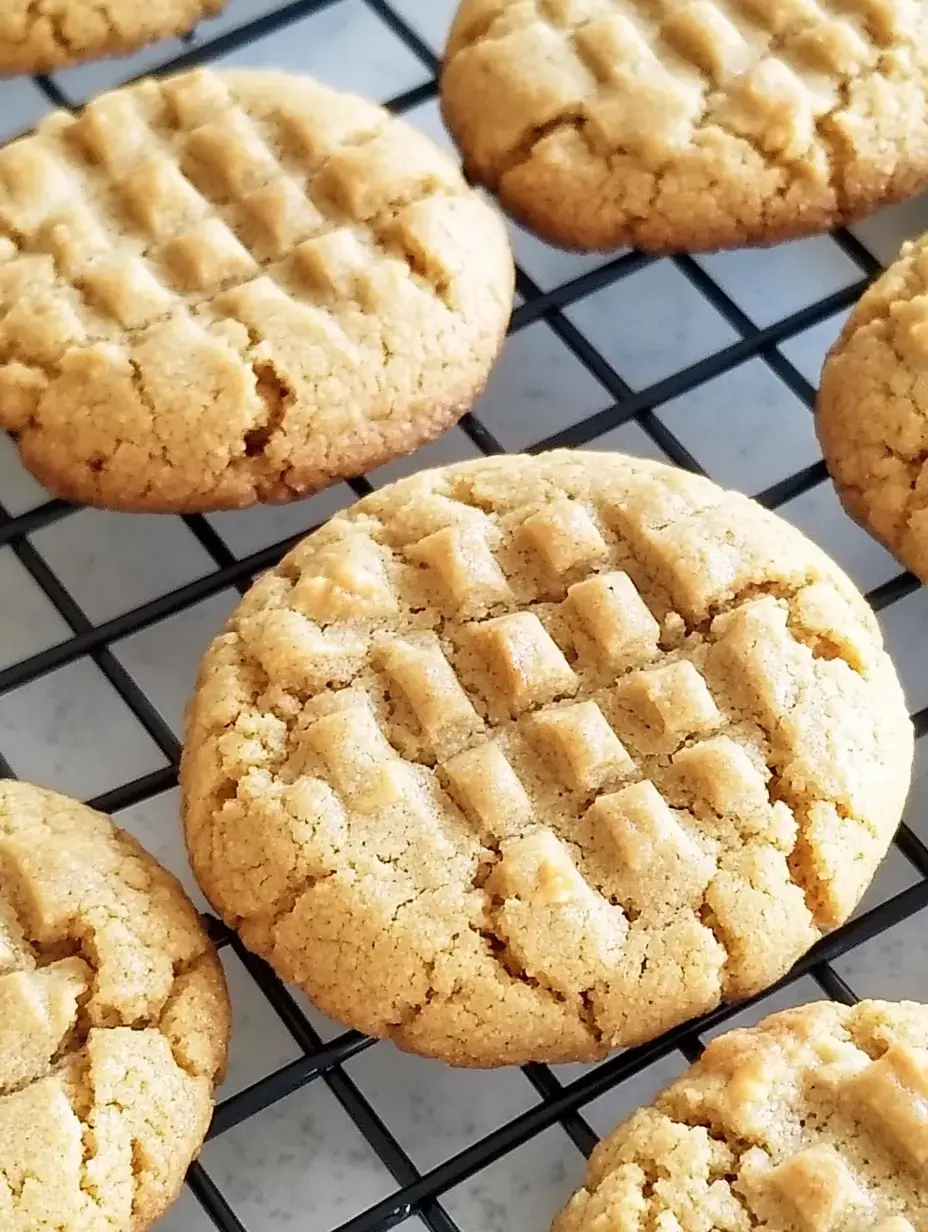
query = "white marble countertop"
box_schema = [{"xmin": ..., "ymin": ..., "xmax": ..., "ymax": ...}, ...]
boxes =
[{"xmin": 1, "ymin": 3, "xmax": 928, "ymax": 1230}]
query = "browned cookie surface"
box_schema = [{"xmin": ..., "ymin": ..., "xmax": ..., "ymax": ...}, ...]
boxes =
[
  {"xmin": 182, "ymin": 450, "xmax": 911, "ymax": 1066},
  {"xmin": 555, "ymin": 1000, "xmax": 928, "ymax": 1232},
  {"xmin": 819, "ymin": 231, "xmax": 928, "ymax": 583},
  {"xmin": 0, "ymin": 0, "xmax": 228, "ymax": 75},
  {"xmin": 0, "ymin": 778, "xmax": 230, "ymax": 1230},
  {"xmin": 441, "ymin": 0, "xmax": 928, "ymax": 253},
  {"xmin": 0, "ymin": 68, "xmax": 513, "ymax": 511}
]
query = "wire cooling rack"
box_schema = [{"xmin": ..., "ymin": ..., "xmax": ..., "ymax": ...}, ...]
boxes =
[{"xmin": 2, "ymin": 2, "xmax": 928, "ymax": 1229}]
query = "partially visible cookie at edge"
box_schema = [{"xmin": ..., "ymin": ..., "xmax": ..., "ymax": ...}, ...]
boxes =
[
  {"xmin": 554, "ymin": 1000, "xmax": 928, "ymax": 1232},
  {"xmin": 0, "ymin": 0, "xmax": 228, "ymax": 76},
  {"xmin": 181, "ymin": 450, "xmax": 912, "ymax": 1067},
  {"xmin": 440, "ymin": 0, "xmax": 928, "ymax": 253},
  {"xmin": 0, "ymin": 778, "xmax": 230, "ymax": 1230},
  {"xmin": 818, "ymin": 232, "xmax": 928, "ymax": 583},
  {"xmin": 0, "ymin": 67, "xmax": 513, "ymax": 512}
]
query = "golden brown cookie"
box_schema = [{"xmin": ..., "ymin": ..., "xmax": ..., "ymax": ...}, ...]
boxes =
[
  {"xmin": 818, "ymin": 232, "xmax": 928, "ymax": 583},
  {"xmin": 181, "ymin": 451, "xmax": 911, "ymax": 1067},
  {"xmin": 0, "ymin": 68, "xmax": 513, "ymax": 512},
  {"xmin": 0, "ymin": 0, "xmax": 228, "ymax": 75},
  {"xmin": 440, "ymin": 0, "xmax": 928, "ymax": 253},
  {"xmin": 555, "ymin": 1000, "xmax": 928, "ymax": 1232},
  {"xmin": 0, "ymin": 778, "xmax": 230, "ymax": 1230}
]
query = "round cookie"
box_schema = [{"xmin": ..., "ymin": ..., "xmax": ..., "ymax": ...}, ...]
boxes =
[
  {"xmin": 181, "ymin": 450, "xmax": 912, "ymax": 1067},
  {"xmin": 0, "ymin": 779, "xmax": 230, "ymax": 1230},
  {"xmin": 555, "ymin": 1000, "xmax": 928, "ymax": 1232},
  {"xmin": 0, "ymin": 0, "xmax": 228, "ymax": 76},
  {"xmin": 440, "ymin": 0, "xmax": 928, "ymax": 253},
  {"xmin": 818, "ymin": 233, "xmax": 928, "ymax": 583},
  {"xmin": 0, "ymin": 68, "xmax": 513, "ymax": 512}
]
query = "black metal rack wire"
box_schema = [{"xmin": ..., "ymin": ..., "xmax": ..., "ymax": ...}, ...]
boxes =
[{"xmin": 2, "ymin": 2, "xmax": 928, "ymax": 1229}]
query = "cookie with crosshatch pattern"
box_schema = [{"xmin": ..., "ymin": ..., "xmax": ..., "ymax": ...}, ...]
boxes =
[
  {"xmin": 0, "ymin": 778, "xmax": 230, "ymax": 1229},
  {"xmin": 0, "ymin": 0, "xmax": 228, "ymax": 75},
  {"xmin": 440, "ymin": 0, "xmax": 928, "ymax": 253},
  {"xmin": 0, "ymin": 68, "xmax": 513, "ymax": 512},
  {"xmin": 818, "ymin": 231, "xmax": 928, "ymax": 586},
  {"xmin": 554, "ymin": 1000, "xmax": 928, "ymax": 1232},
  {"xmin": 181, "ymin": 450, "xmax": 912, "ymax": 1067}
]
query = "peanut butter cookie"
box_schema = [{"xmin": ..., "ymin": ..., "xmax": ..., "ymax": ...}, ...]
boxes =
[
  {"xmin": 0, "ymin": 68, "xmax": 513, "ymax": 512},
  {"xmin": 441, "ymin": 0, "xmax": 928, "ymax": 253},
  {"xmin": 819, "ymin": 232, "xmax": 928, "ymax": 583},
  {"xmin": 0, "ymin": 0, "xmax": 228, "ymax": 76},
  {"xmin": 555, "ymin": 1000, "xmax": 928, "ymax": 1232},
  {"xmin": 0, "ymin": 778, "xmax": 230, "ymax": 1230},
  {"xmin": 181, "ymin": 451, "xmax": 911, "ymax": 1067}
]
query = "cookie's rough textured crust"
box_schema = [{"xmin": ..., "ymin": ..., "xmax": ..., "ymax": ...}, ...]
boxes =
[
  {"xmin": 818, "ymin": 234, "xmax": 928, "ymax": 583},
  {"xmin": 0, "ymin": 0, "xmax": 227, "ymax": 75},
  {"xmin": 555, "ymin": 1000, "xmax": 928, "ymax": 1232},
  {"xmin": 0, "ymin": 68, "xmax": 512, "ymax": 512},
  {"xmin": 181, "ymin": 451, "xmax": 911, "ymax": 1067},
  {"xmin": 0, "ymin": 779, "xmax": 230, "ymax": 1231},
  {"xmin": 440, "ymin": 0, "xmax": 928, "ymax": 253}
]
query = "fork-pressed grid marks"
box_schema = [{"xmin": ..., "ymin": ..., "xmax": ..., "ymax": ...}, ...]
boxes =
[
  {"xmin": 439, "ymin": 0, "xmax": 928, "ymax": 256},
  {"xmin": 3, "ymin": 61, "xmax": 510, "ymax": 514},
  {"xmin": 0, "ymin": 1, "xmax": 927, "ymax": 1229}
]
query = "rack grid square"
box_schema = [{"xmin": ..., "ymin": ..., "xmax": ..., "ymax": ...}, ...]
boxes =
[{"xmin": 1, "ymin": 3, "xmax": 928, "ymax": 1229}]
